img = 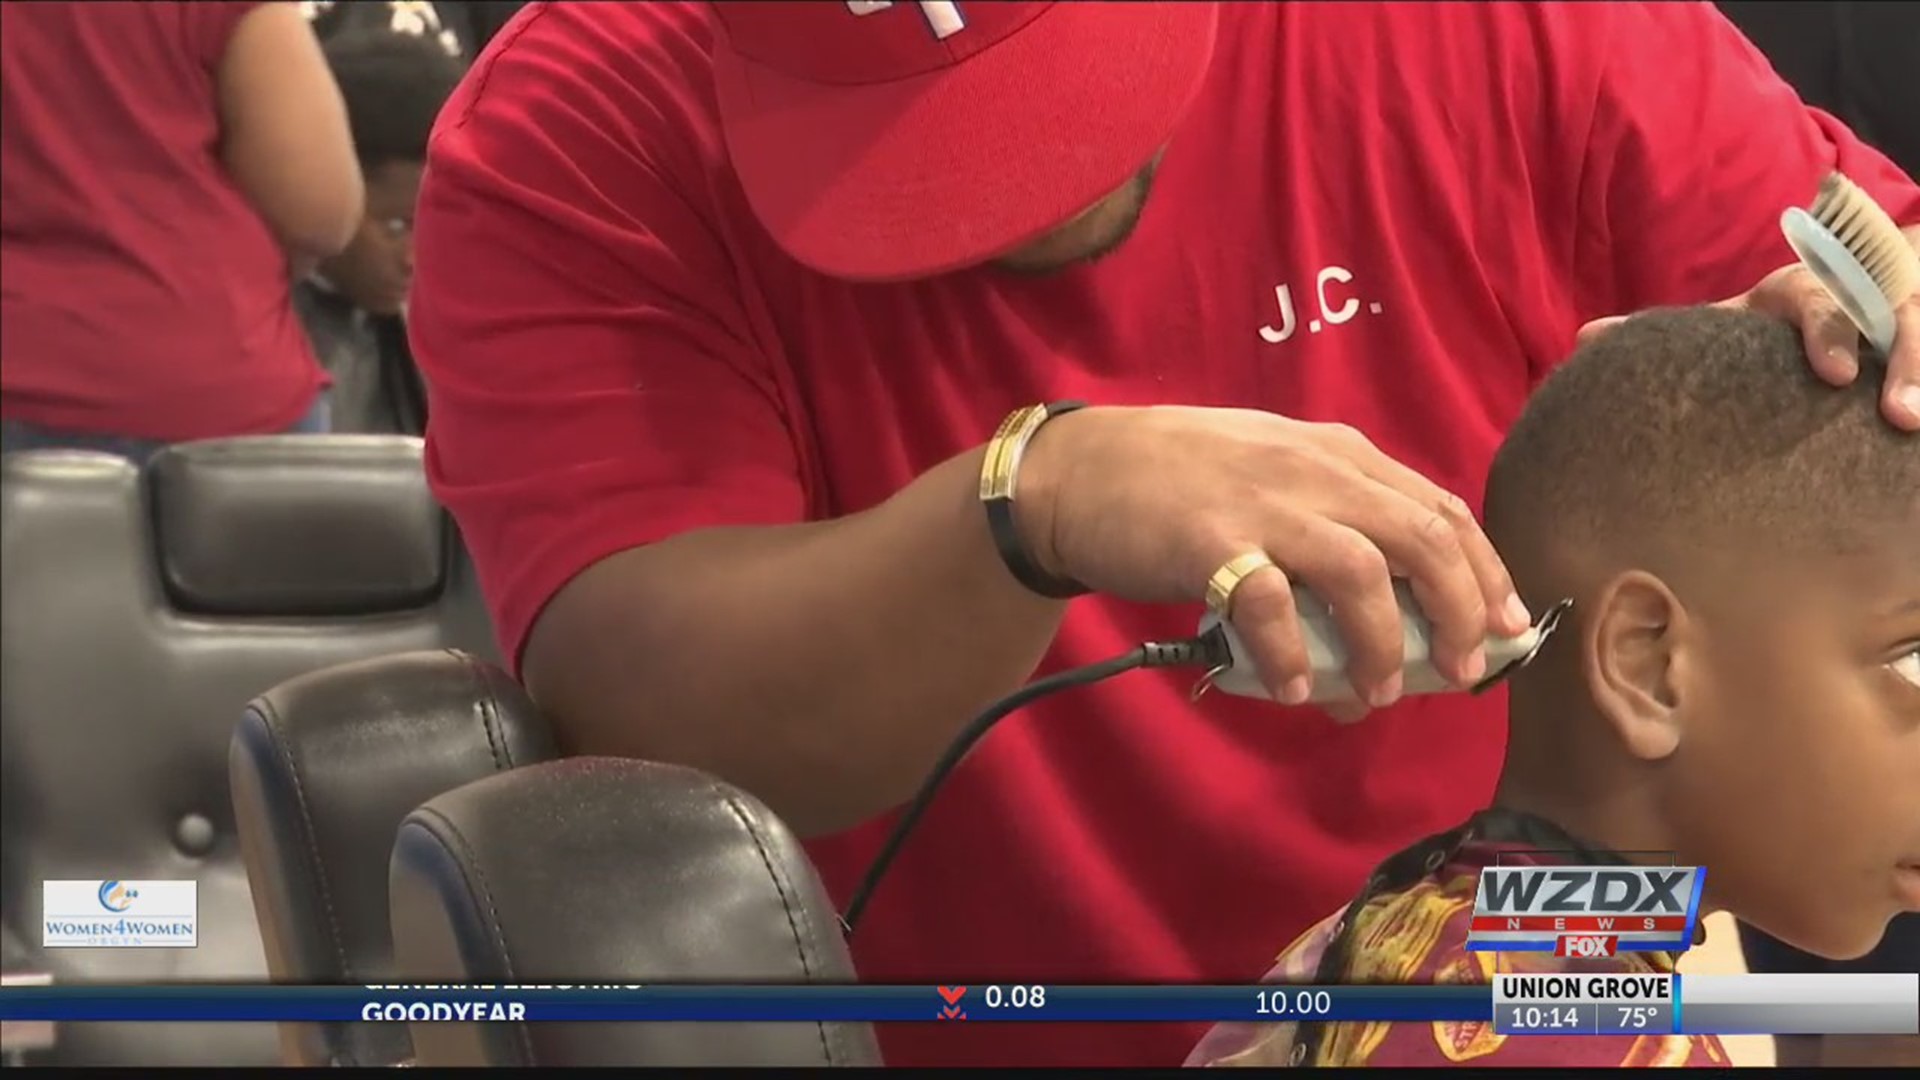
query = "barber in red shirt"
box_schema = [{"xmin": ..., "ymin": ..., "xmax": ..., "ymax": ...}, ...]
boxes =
[
  {"xmin": 409, "ymin": 1, "xmax": 1920, "ymax": 1067},
  {"xmin": 1, "ymin": 2, "xmax": 363, "ymax": 462}
]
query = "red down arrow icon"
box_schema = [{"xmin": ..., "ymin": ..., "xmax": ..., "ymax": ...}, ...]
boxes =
[{"xmin": 937, "ymin": 986, "xmax": 967, "ymax": 1020}]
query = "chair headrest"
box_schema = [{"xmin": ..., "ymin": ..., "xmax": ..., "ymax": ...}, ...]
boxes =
[
  {"xmin": 150, "ymin": 437, "xmax": 444, "ymax": 616},
  {"xmin": 231, "ymin": 651, "xmax": 557, "ymax": 1067},
  {"xmin": 388, "ymin": 758, "xmax": 878, "ymax": 1067}
]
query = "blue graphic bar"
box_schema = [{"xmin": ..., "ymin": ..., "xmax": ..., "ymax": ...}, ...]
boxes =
[{"xmin": 0, "ymin": 984, "xmax": 1487, "ymax": 1024}]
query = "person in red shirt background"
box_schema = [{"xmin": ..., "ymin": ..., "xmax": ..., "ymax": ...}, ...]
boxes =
[
  {"xmin": 408, "ymin": 1, "xmax": 1920, "ymax": 1067},
  {"xmin": 1, "ymin": 1, "xmax": 363, "ymax": 463}
]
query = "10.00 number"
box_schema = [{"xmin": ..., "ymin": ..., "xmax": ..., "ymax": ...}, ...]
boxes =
[{"xmin": 1255, "ymin": 989, "xmax": 1334, "ymax": 1016}]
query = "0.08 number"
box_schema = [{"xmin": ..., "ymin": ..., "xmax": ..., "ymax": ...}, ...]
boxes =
[
  {"xmin": 1255, "ymin": 989, "xmax": 1334, "ymax": 1016},
  {"xmin": 984, "ymin": 985, "xmax": 1045, "ymax": 1009}
]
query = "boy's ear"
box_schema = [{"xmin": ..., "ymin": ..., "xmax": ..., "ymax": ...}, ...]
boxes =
[{"xmin": 1582, "ymin": 570, "xmax": 1693, "ymax": 760}]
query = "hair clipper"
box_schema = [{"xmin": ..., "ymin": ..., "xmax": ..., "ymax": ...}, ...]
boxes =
[{"xmin": 1193, "ymin": 580, "xmax": 1570, "ymax": 715}]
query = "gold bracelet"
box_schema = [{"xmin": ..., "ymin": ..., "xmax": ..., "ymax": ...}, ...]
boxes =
[{"xmin": 979, "ymin": 401, "xmax": 1089, "ymax": 599}]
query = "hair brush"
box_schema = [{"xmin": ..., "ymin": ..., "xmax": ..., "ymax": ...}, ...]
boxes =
[{"xmin": 1779, "ymin": 171, "xmax": 1920, "ymax": 357}]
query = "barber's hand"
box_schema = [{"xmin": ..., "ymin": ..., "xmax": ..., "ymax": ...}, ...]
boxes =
[
  {"xmin": 1578, "ymin": 227, "xmax": 1920, "ymax": 432},
  {"xmin": 1018, "ymin": 406, "xmax": 1533, "ymax": 713}
]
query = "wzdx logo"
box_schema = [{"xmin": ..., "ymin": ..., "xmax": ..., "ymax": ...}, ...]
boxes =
[{"xmin": 1467, "ymin": 865, "xmax": 1704, "ymax": 955}]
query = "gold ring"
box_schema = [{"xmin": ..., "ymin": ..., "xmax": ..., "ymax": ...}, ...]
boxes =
[{"xmin": 1205, "ymin": 551, "xmax": 1278, "ymax": 617}]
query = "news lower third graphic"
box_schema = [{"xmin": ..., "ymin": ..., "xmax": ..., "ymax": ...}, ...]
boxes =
[
  {"xmin": 1468, "ymin": 864, "xmax": 1706, "ymax": 956},
  {"xmin": 0, "ymin": 979, "xmax": 1915, "ymax": 1035},
  {"xmin": 41, "ymin": 881, "xmax": 197, "ymax": 949},
  {"xmin": 10, "ymin": 870, "xmax": 1913, "ymax": 1038}
]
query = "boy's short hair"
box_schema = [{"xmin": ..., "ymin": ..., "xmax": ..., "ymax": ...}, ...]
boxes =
[
  {"xmin": 322, "ymin": 30, "xmax": 465, "ymax": 172},
  {"xmin": 1486, "ymin": 307, "xmax": 1917, "ymax": 566}
]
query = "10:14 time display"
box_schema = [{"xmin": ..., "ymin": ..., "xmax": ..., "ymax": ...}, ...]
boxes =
[{"xmin": 1504, "ymin": 1004, "xmax": 1586, "ymax": 1031}]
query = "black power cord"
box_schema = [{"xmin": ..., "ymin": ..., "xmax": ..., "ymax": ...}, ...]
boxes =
[{"xmin": 840, "ymin": 630, "xmax": 1231, "ymax": 935}]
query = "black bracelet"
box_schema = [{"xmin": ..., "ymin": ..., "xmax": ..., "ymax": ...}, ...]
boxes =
[{"xmin": 981, "ymin": 401, "xmax": 1090, "ymax": 600}]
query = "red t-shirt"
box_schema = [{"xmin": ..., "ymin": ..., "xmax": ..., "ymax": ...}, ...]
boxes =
[
  {"xmin": 0, "ymin": 1, "xmax": 325, "ymax": 441},
  {"xmin": 409, "ymin": 1, "xmax": 1920, "ymax": 1067}
]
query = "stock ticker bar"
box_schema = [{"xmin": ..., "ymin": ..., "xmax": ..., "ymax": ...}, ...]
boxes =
[
  {"xmin": 1, "ymin": 977, "xmax": 1914, "ymax": 1034},
  {"xmin": 0, "ymin": 984, "xmax": 1474, "ymax": 1024}
]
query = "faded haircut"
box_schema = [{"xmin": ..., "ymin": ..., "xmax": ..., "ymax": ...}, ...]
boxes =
[{"xmin": 1486, "ymin": 307, "xmax": 1918, "ymax": 570}]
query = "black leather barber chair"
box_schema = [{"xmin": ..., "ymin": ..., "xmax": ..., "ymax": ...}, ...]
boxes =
[
  {"xmin": 389, "ymin": 758, "xmax": 882, "ymax": 1066},
  {"xmin": 0, "ymin": 438, "xmax": 494, "ymax": 1066},
  {"xmin": 232, "ymin": 651, "xmax": 555, "ymax": 1066}
]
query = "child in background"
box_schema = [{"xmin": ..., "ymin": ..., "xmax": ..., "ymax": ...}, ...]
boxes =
[
  {"xmin": 295, "ymin": 30, "xmax": 463, "ymax": 434},
  {"xmin": 1188, "ymin": 307, "xmax": 1920, "ymax": 1067}
]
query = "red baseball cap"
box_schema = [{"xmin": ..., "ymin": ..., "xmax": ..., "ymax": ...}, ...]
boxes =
[{"xmin": 709, "ymin": 1, "xmax": 1220, "ymax": 283}]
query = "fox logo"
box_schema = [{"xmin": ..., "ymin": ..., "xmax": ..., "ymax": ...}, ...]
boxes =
[{"xmin": 1556, "ymin": 935, "xmax": 1618, "ymax": 958}]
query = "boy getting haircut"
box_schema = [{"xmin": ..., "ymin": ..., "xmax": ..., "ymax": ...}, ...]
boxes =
[{"xmin": 1188, "ymin": 307, "xmax": 1920, "ymax": 1068}]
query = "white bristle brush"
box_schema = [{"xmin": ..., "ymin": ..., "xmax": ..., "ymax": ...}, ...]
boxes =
[{"xmin": 1780, "ymin": 171, "xmax": 1920, "ymax": 357}]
